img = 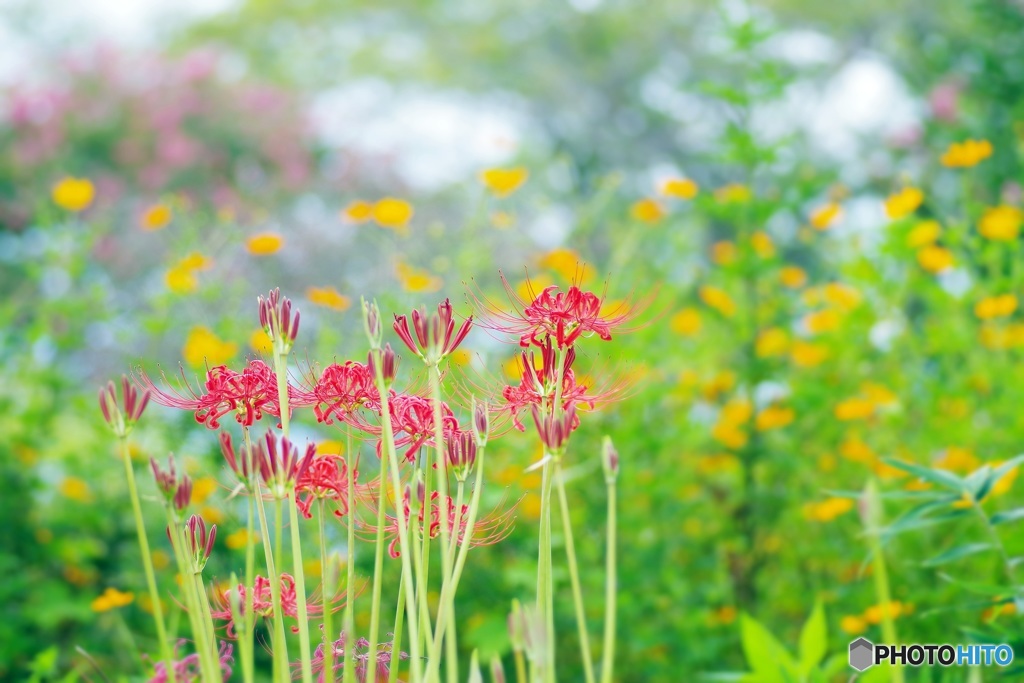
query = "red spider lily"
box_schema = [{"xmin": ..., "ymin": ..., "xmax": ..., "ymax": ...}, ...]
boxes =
[
  {"xmin": 295, "ymin": 454, "xmax": 361, "ymax": 519},
  {"xmin": 182, "ymin": 513, "xmax": 216, "ymax": 572},
  {"xmin": 219, "ymin": 432, "xmax": 254, "ymax": 489},
  {"xmin": 362, "ymin": 490, "xmax": 517, "ymax": 559},
  {"xmin": 367, "ymin": 344, "xmax": 398, "ymax": 387},
  {"xmin": 148, "ymin": 640, "xmax": 233, "ymax": 683},
  {"xmin": 136, "ymin": 360, "xmax": 295, "ymax": 429},
  {"xmin": 297, "ymin": 360, "xmax": 381, "ymax": 426},
  {"xmin": 472, "ymin": 272, "xmax": 640, "ymax": 349},
  {"xmin": 446, "ymin": 429, "xmax": 477, "ymax": 481},
  {"xmin": 258, "ymin": 287, "xmax": 300, "ymax": 350},
  {"xmin": 308, "ymin": 633, "xmax": 408, "ymax": 683},
  {"xmin": 393, "ymin": 298, "xmax": 472, "ymax": 363},
  {"xmin": 256, "ymin": 431, "xmax": 315, "ymax": 499},
  {"xmin": 211, "ymin": 573, "xmax": 329, "ymax": 637},
  {"xmin": 150, "ymin": 455, "xmax": 192, "ymax": 515},
  {"xmin": 531, "ymin": 404, "xmax": 576, "ymax": 453},
  {"xmin": 99, "ymin": 375, "xmax": 151, "ymax": 437},
  {"xmin": 384, "ymin": 393, "xmax": 459, "ymax": 463}
]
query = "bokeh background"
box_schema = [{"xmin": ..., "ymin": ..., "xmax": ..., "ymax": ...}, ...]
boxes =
[{"xmin": 6, "ymin": 0, "xmax": 1024, "ymax": 680}]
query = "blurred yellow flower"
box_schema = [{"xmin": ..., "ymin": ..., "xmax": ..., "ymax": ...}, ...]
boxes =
[
  {"xmin": 720, "ymin": 398, "xmax": 753, "ymax": 425},
  {"xmin": 670, "ymin": 308, "xmax": 702, "ymax": 336},
  {"xmin": 60, "ymin": 477, "xmax": 92, "ymax": 503},
  {"xmin": 317, "ymin": 441, "xmax": 344, "ymax": 456},
  {"xmin": 165, "ymin": 266, "xmax": 198, "ymax": 293},
  {"xmin": 936, "ymin": 446, "xmax": 979, "ymax": 474},
  {"xmin": 803, "ymin": 497, "xmax": 854, "ymax": 522},
  {"xmin": 373, "ymin": 198, "xmax": 414, "ymax": 229},
  {"xmin": 307, "ymin": 286, "xmax": 351, "ymax": 311},
  {"xmin": 342, "ymin": 200, "xmax": 373, "ymax": 223},
  {"xmin": 700, "ymin": 286, "xmax": 736, "ymax": 317},
  {"xmin": 779, "ymin": 266, "xmax": 807, "ymax": 289},
  {"xmin": 539, "ymin": 248, "xmax": 593, "ymax": 283},
  {"xmin": 711, "ymin": 422, "xmax": 748, "ymax": 450},
  {"xmin": 183, "ymin": 326, "xmax": 237, "ymax": 368},
  {"xmin": 52, "ymin": 176, "xmax": 95, "ymax": 212},
  {"xmin": 864, "ymin": 601, "xmax": 908, "ymax": 624},
  {"xmin": 702, "ymin": 371, "xmax": 736, "ymax": 400},
  {"xmin": 247, "ymin": 232, "xmax": 284, "ymax": 255},
  {"xmin": 884, "ymin": 187, "xmax": 924, "ymax": 219},
  {"xmin": 660, "ymin": 177, "xmax": 699, "ymax": 200},
  {"xmin": 711, "ymin": 241, "xmax": 737, "ymax": 265},
  {"xmin": 630, "ymin": 198, "xmax": 664, "ymax": 223},
  {"xmin": 151, "ymin": 550, "xmax": 170, "ymax": 571},
  {"xmin": 515, "ymin": 274, "xmax": 553, "ymax": 302},
  {"xmin": 479, "ymin": 167, "xmax": 528, "ymax": 197},
  {"xmin": 975, "ymin": 294, "xmax": 1017, "ymax": 320},
  {"xmin": 180, "ymin": 253, "xmax": 211, "ymax": 271},
  {"xmin": 715, "ymin": 183, "xmax": 752, "ymax": 204},
  {"xmin": 790, "ymin": 340, "xmax": 828, "ymax": 367},
  {"xmin": 835, "ymin": 397, "xmax": 875, "ymax": 421},
  {"xmin": 250, "ymin": 328, "xmax": 273, "ymax": 354},
  {"xmin": 916, "ymin": 245, "xmax": 954, "ymax": 273},
  {"xmin": 696, "ymin": 453, "xmax": 740, "ymax": 475},
  {"xmin": 804, "ymin": 308, "xmax": 841, "ymax": 334},
  {"xmin": 750, "ymin": 231, "xmax": 775, "ymax": 258},
  {"xmin": 841, "ymin": 615, "xmax": 867, "ymax": 635},
  {"xmin": 991, "ymin": 463, "xmax": 1019, "ymax": 496},
  {"xmin": 979, "ymin": 205, "xmax": 1022, "ymax": 241},
  {"xmin": 823, "ymin": 283, "xmax": 861, "ymax": 311},
  {"xmin": 140, "ymin": 203, "xmax": 172, "ymax": 231},
  {"xmin": 756, "ymin": 405, "xmax": 794, "ymax": 431},
  {"xmin": 755, "ymin": 327, "xmax": 788, "ymax": 358},
  {"xmin": 92, "ymin": 587, "xmax": 134, "ymax": 613},
  {"xmin": 940, "ymin": 139, "xmax": 992, "ymax": 168},
  {"xmin": 225, "ymin": 529, "xmax": 260, "ymax": 550},
  {"xmin": 396, "ymin": 262, "xmax": 442, "ymax": 293},
  {"xmin": 810, "ymin": 202, "xmax": 842, "ymax": 230},
  {"xmin": 191, "ymin": 476, "xmax": 219, "ymax": 505},
  {"xmin": 907, "ymin": 219, "xmax": 942, "ymax": 248},
  {"xmin": 840, "ymin": 435, "xmax": 876, "ymax": 463}
]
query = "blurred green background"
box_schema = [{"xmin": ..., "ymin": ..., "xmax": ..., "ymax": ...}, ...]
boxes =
[{"xmin": 6, "ymin": 0, "xmax": 1024, "ymax": 680}]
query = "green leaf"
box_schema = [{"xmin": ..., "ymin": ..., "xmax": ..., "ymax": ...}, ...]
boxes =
[
  {"xmin": 965, "ymin": 465, "xmax": 994, "ymax": 501},
  {"xmin": 881, "ymin": 459, "xmax": 965, "ymax": 492},
  {"xmin": 938, "ymin": 572, "xmax": 1012, "ymax": 596},
  {"xmin": 991, "ymin": 508, "xmax": 1024, "ymax": 525},
  {"xmin": 798, "ymin": 600, "xmax": 827, "ymax": 675},
  {"xmin": 992, "ymin": 454, "xmax": 1024, "ymax": 481},
  {"xmin": 923, "ymin": 542, "xmax": 993, "ymax": 567},
  {"xmin": 740, "ymin": 613, "xmax": 798, "ymax": 679}
]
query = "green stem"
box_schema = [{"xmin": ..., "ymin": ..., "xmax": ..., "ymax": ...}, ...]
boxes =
[
  {"xmin": 320, "ymin": 499, "xmax": 336, "ymax": 682},
  {"xmin": 430, "ymin": 363, "xmax": 453, "ymax": 598},
  {"xmin": 242, "ymin": 429, "xmax": 258, "ymax": 683},
  {"xmin": 343, "ymin": 429, "xmax": 357, "ymax": 683},
  {"xmin": 119, "ymin": 437, "xmax": 172, "ymax": 669},
  {"xmin": 554, "ymin": 461, "xmax": 595, "ymax": 683},
  {"xmin": 865, "ymin": 480, "xmax": 904, "ymax": 683},
  {"xmin": 165, "ymin": 512, "xmax": 217, "ymax": 683},
  {"xmin": 366, "ymin": 424, "xmax": 390, "ymax": 668},
  {"xmin": 537, "ymin": 462, "xmax": 555, "ymax": 683},
  {"xmin": 254, "ymin": 482, "xmax": 289, "ymax": 682},
  {"xmin": 600, "ymin": 480, "xmax": 617, "ymax": 683},
  {"xmin": 409, "ymin": 494, "xmax": 433, "ymax": 654},
  {"xmin": 389, "ymin": 575, "xmax": 407, "ymax": 683},
  {"xmin": 289, "ymin": 492, "xmax": 315, "ymax": 683},
  {"xmin": 193, "ymin": 572, "xmax": 220, "ymax": 677}
]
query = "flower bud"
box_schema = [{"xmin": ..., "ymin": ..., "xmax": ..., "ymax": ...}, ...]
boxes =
[
  {"xmin": 602, "ymin": 436, "xmax": 619, "ymax": 483},
  {"xmin": 446, "ymin": 429, "xmax": 477, "ymax": 482},
  {"xmin": 99, "ymin": 375, "xmax": 151, "ymax": 437},
  {"xmin": 472, "ymin": 398, "xmax": 489, "ymax": 449},
  {"xmin": 362, "ymin": 298, "xmax": 383, "ymax": 350},
  {"xmin": 184, "ymin": 513, "xmax": 216, "ymax": 572},
  {"xmin": 258, "ymin": 288, "xmax": 300, "ymax": 352},
  {"xmin": 368, "ymin": 344, "xmax": 398, "ymax": 387}
]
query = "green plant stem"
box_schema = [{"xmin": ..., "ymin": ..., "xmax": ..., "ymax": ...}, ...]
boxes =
[
  {"xmin": 343, "ymin": 428, "xmax": 357, "ymax": 683},
  {"xmin": 513, "ymin": 647, "xmax": 527, "ymax": 683},
  {"xmin": 242, "ymin": 428, "xmax": 259, "ymax": 683},
  {"xmin": 366, "ymin": 421, "xmax": 391, "ymax": 670},
  {"xmin": 254, "ymin": 482, "xmax": 289, "ymax": 682},
  {"xmin": 971, "ymin": 498, "xmax": 1018, "ymax": 589},
  {"xmin": 429, "ymin": 362, "xmax": 454, "ymax": 596},
  {"xmin": 193, "ymin": 572, "xmax": 220, "ymax": 674},
  {"xmin": 389, "ymin": 575, "xmax": 407, "ymax": 683},
  {"xmin": 600, "ymin": 479, "xmax": 617, "ymax": 683},
  {"xmin": 866, "ymin": 481, "xmax": 904, "ymax": 683},
  {"xmin": 554, "ymin": 461, "xmax": 595, "ymax": 683},
  {"xmin": 275, "ymin": 500, "xmax": 284, "ymax": 577},
  {"xmin": 119, "ymin": 437, "xmax": 172, "ymax": 670},
  {"xmin": 289, "ymin": 492, "xmax": 315, "ymax": 683},
  {"xmin": 165, "ymin": 512, "xmax": 218, "ymax": 683},
  {"xmin": 319, "ymin": 499, "xmax": 336, "ymax": 682},
  {"xmin": 410, "ymin": 496, "xmax": 434, "ymax": 654}
]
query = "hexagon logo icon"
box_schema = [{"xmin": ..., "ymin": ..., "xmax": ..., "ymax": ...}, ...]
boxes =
[{"xmin": 849, "ymin": 637, "xmax": 874, "ymax": 671}]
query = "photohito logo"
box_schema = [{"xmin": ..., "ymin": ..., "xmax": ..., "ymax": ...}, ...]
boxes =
[{"xmin": 849, "ymin": 638, "xmax": 1014, "ymax": 671}]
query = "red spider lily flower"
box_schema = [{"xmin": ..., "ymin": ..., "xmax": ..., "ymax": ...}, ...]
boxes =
[
  {"xmin": 219, "ymin": 432, "xmax": 254, "ymax": 489},
  {"xmin": 473, "ymin": 272, "xmax": 640, "ymax": 349},
  {"xmin": 446, "ymin": 429, "xmax": 477, "ymax": 482},
  {"xmin": 309, "ymin": 633, "xmax": 408, "ymax": 683},
  {"xmin": 211, "ymin": 573, "xmax": 330, "ymax": 637},
  {"xmin": 148, "ymin": 640, "xmax": 233, "ymax": 683},
  {"xmin": 367, "ymin": 344, "xmax": 398, "ymax": 388},
  {"xmin": 385, "ymin": 393, "xmax": 459, "ymax": 463},
  {"xmin": 298, "ymin": 361, "xmax": 381, "ymax": 426},
  {"xmin": 531, "ymin": 404, "xmax": 576, "ymax": 454},
  {"xmin": 136, "ymin": 360, "xmax": 293, "ymax": 429},
  {"xmin": 151, "ymin": 455, "xmax": 192, "ymax": 516},
  {"xmin": 362, "ymin": 490, "xmax": 517, "ymax": 559},
  {"xmin": 258, "ymin": 287, "xmax": 300, "ymax": 351},
  {"xmin": 256, "ymin": 431, "xmax": 315, "ymax": 499},
  {"xmin": 183, "ymin": 513, "xmax": 216, "ymax": 572},
  {"xmin": 472, "ymin": 398, "xmax": 490, "ymax": 448},
  {"xmin": 393, "ymin": 298, "xmax": 473, "ymax": 363},
  {"xmin": 99, "ymin": 375, "xmax": 151, "ymax": 437},
  {"xmin": 295, "ymin": 454, "xmax": 360, "ymax": 519}
]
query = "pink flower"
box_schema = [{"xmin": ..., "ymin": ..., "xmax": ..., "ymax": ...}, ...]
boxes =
[
  {"xmin": 392, "ymin": 298, "xmax": 472, "ymax": 362},
  {"xmin": 295, "ymin": 454, "xmax": 361, "ymax": 519},
  {"xmin": 148, "ymin": 640, "xmax": 233, "ymax": 683},
  {"xmin": 298, "ymin": 361, "xmax": 381, "ymax": 426}
]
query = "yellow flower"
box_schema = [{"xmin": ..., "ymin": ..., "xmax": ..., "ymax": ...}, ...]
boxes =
[
  {"xmin": 750, "ymin": 231, "xmax": 775, "ymax": 258},
  {"xmin": 140, "ymin": 203, "xmax": 172, "ymax": 231},
  {"xmin": 151, "ymin": 550, "xmax": 170, "ymax": 570},
  {"xmin": 711, "ymin": 422, "xmax": 748, "ymax": 450},
  {"xmin": 373, "ymin": 198, "xmax": 414, "ymax": 229},
  {"xmin": 720, "ymin": 399, "xmax": 753, "ymax": 425},
  {"xmin": 861, "ymin": 382, "xmax": 897, "ymax": 407},
  {"xmin": 700, "ymin": 286, "xmax": 736, "ymax": 317},
  {"xmin": 52, "ymin": 176, "xmax": 95, "ymax": 212},
  {"xmin": 715, "ymin": 183, "xmax": 752, "ymax": 204},
  {"xmin": 979, "ymin": 205, "xmax": 1023, "ymax": 241},
  {"xmin": 539, "ymin": 248, "xmax": 594, "ymax": 283},
  {"xmin": 91, "ymin": 587, "xmax": 134, "ymax": 613},
  {"xmin": 670, "ymin": 308, "xmax": 702, "ymax": 336},
  {"xmin": 696, "ymin": 453, "xmax": 740, "ymax": 475},
  {"xmin": 246, "ymin": 232, "xmax": 284, "ymax": 255},
  {"xmin": 165, "ymin": 266, "xmax": 197, "ymax": 293},
  {"xmin": 191, "ymin": 477, "xmax": 219, "ymax": 505},
  {"xmin": 803, "ymin": 497, "xmax": 854, "ymax": 522},
  {"xmin": 183, "ymin": 326, "xmax": 237, "ymax": 368},
  {"xmin": 479, "ymin": 167, "xmax": 529, "ymax": 197},
  {"xmin": 180, "ymin": 253, "xmax": 212, "ymax": 271},
  {"xmin": 823, "ymin": 283, "xmax": 861, "ymax": 311},
  {"xmin": 317, "ymin": 440, "xmax": 344, "ymax": 456},
  {"xmin": 396, "ymin": 262, "xmax": 441, "ymax": 293},
  {"xmin": 756, "ymin": 405, "xmax": 794, "ymax": 431},
  {"xmin": 884, "ymin": 187, "xmax": 924, "ymax": 219},
  {"xmin": 991, "ymin": 463, "xmax": 1019, "ymax": 496},
  {"xmin": 840, "ymin": 435, "xmax": 876, "ymax": 463},
  {"xmin": 940, "ymin": 139, "xmax": 993, "ymax": 168},
  {"xmin": 779, "ymin": 266, "xmax": 807, "ymax": 289},
  {"xmin": 804, "ymin": 309, "xmax": 841, "ymax": 334},
  {"xmin": 907, "ymin": 219, "xmax": 942, "ymax": 248},
  {"xmin": 864, "ymin": 601, "xmax": 906, "ymax": 625},
  {"xmin": 975, "ymin": 294, "xmax": 1017, "ymax": 320},
  {"xmin": 630, "ymin": 198, "xmax": 664, "ymax": 223},
  {"xmin": 60, "ymin": 477, "xmax": 92, "ymax": 503},
  {"xmin": 936, "ymin": 446, "xmax": 979, "ymax": 474},
  {"xmin": 342, "ymin": 200, "xmax": 373, "ymax": 223},
  {"xmin": 711, "ymin": 241, "xmax": 737, "ymax": 266},
  {"xmin": 834, "ymin": 397, "xmax": 875, "ymax": 421},
  {"xmin": 225, "ymin": 529, "xmax": 260, "ymax": 550},
  {"xmin": 307, "ymin": 286, "xmax": 351, "ymax": 311},
  {"xmin": 515, "ymin": 274, "xmax": 553, "ymax": 302},
  {"xmin": 755, "ymin": 328, "xmax": 788, "ymax": 358},
  {"xmin": 810, "ymin": 202, "xmax": 842, "ymax": 230},
  {"xmin": 841, "ymin": 615, "xmax": 867, "ymax": 635},
  {"xmin": 790, "ymin": 340, "xmax": 828, "ymax": 367},
  {"xmin": 660, "ymin": 177, "xmax": 699, "ymax": 200},
  {"xmin": 702, "ymin": 371, "xmax": 737, "ymax": 400},
  {"xmin": 250, "ymin": 328, "xmax": 273, "ymax": 354},
  {"xmin": 916, "ymin": 245, "xmax": 954, "ymax": 273}
]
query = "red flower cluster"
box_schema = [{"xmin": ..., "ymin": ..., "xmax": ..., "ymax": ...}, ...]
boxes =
[
  {"xmin": 211, "ymin": 573, "xmax": 326, "ymax": 637},
  {"xmin": 295, "ymin": 453, "xmax": 362, "ymax": 519}
]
